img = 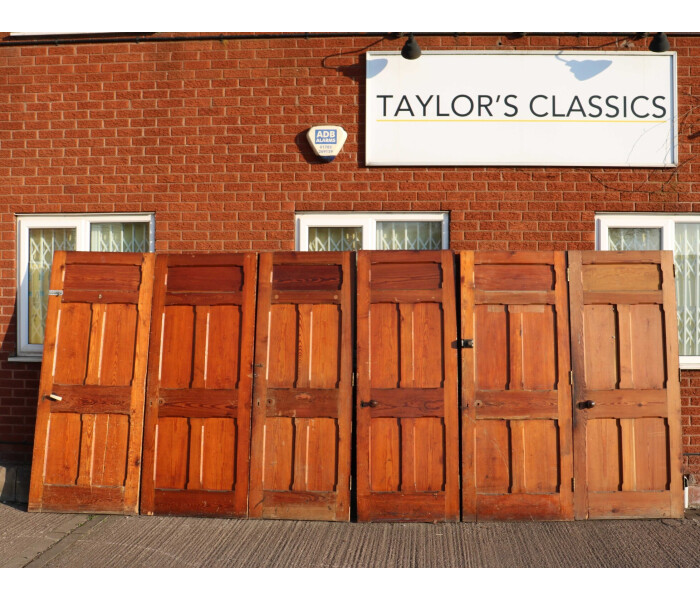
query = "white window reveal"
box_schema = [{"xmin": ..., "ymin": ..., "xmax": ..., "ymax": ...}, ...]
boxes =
[
  {"xmin": 296, "ymin": 212, "xmax": 449, "ymax": 251},
  {"xmin": 16, "ymin": 214, "xmax": 155, "ymax": 358},
  {"xmin": 596, "ymin": 214, "xmax": 700, "ymax": 369}
]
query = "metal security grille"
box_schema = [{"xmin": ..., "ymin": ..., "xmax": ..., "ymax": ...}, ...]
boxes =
[
  {"xmin": 608, "ymin": 227, "xmax": 661, "ymax": 251},
  {"xmin": 308, "ymin": 227, "xmax": 363, "ymax": 251},
  {"xmin": 376, "ymin": 221, "xmax": 442, "ymax": 250},
  {"xmin": 674, "ymin": 223, "xmax": 700, "ymax": 356},
  {"xmin": 90, "ymin": 222, "xmax": 149, "ymax": 252},
  {"xmin": 28, "ymin": 228, "xmax": 77, "ymax": 344}
]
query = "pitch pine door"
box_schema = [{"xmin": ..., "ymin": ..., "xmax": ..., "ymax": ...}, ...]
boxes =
[
  {"xmin": 140, "ymin": 254, "xmax": 257, "ymax": 516},
  {"xmin": 461, "ymin": 251, "xmax": 574, "ymax": 521},
  {"xmin": 28, "ymin": 252, "xmax": 154, "ymax": 514},
  {"xmin": 356, "ymin": 251, "xmax": 460, "ymax": 522},
  {"xmin": 569, "ymin": 251, "xmax": 683, "ymax": 519},
  {"xmin": 248, "ymin": 252, "xmax": 353, "ymax": 521}
]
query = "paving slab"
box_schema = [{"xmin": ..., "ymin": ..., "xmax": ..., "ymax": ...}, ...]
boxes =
[
  {"xmin": 0, "ymin": 502, "xmax": 91, "ymax": 568},
  {"xmin": 2, "ymin": 502, "xmax": 699, "ymax": 568}
]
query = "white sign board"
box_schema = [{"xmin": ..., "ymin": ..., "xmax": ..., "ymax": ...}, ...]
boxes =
[{"xmin": 365, "ymin": 51, "xmax": 677, "ymax": 167}]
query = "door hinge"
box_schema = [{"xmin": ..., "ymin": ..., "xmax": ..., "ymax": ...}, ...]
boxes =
[
  {"xmin": 566, "ymin": 267, "xmax": 570, "ymax": 282},
  {"xmin": 673, "ymin": 264, "xmax": 677, "ymax": 279},
  {"xmin": 352, "ymin": 372, "xmax": 355, "ymax": 386},
  {"xmin": 569, "ymin": 370, "xmax": 574, "ymax": 385},
  {"xmin": 571, "ymin": 477, "xmax": 575, "ymax": 492},
  {"xmin": 48, "ymin": 289, "xmax": 63, "ymax": 296}
]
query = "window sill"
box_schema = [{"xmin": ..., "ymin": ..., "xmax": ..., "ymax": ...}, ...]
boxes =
[
  {"xmin": 7, "ymin": 355, "xmax": 42, "ymax": 363},
  {"xmin": 680, "ymin": 360, "xmax": 700, "ymax": 371}
]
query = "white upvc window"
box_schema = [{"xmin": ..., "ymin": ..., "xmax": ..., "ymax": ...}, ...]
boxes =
[
  {"xmin": 15, "ymin": 213, "xmax": 155, "ymax": 358},
  {"xmin": 296, "ymin": 212, "xmax": 449, "ymax": 252},
  {"xmin": 596, "ymin": 213, "xmax": 700, "ymax": 369}
]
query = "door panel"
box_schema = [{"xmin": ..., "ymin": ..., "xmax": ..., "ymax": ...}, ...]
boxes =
[
  {"xmin": 140, "ymin": 253, "xmax": 257, "ymax": 517},
  {"xmin": 357, "ymin": 251, "xmax": 459, "ymax": 522},
  {"xmin": 28, "ymin": 251, "xmax": 154, "ymax": 514},
  {"xmin": 248, "ymin": 252, "xmax": 353, "ymax": 521},
  {"xmin": 569, "ymin": 251, "xmax": 683, "ymax": 519},
  {"xmin": 461, "ymin": 251, "xmax": 574, "ymax": 521}
]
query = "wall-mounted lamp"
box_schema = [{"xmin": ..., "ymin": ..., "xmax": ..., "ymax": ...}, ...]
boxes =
[
  {"xmin": 401, "ymin": 33, "xmax": 421, "ymax": 60},
  {"xmin": 649, "ymin": 32, "xmax": 670, "ymax": 52}
]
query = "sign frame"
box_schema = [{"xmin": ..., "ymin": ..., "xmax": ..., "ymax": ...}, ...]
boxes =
[{"xmin": 365, "ymin": 50, "xmax": 678, "ymax": 168}]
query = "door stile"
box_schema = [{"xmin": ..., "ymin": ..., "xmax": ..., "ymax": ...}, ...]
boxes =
[
  {"xmin": 442, "ymin": 250, "xmax": 461, "ymax": 520},
  {"xmin": 355, "ymin": 251, "xmax": 371, "ymax": 521},
  {"xmin": 28, "ymin": 251, "xmax": 68, "ymax": 511},
  {"xmin": 554, "ymin": 251, "xmax": 574, "ymax": 520},
  {"xmin": 247, "ymin": 253, "xmax": 273, "ymax": 518},
  {"xmin": 568, "ymin": 251, "xmax": 589, "ymax": 519},
  {"xmin": 460, "ymin": 250, "xmax": 477, "ymax": 521},
  {"xmin": 338, "ymin": 252, "xmax": 354, "ymax": 520},
  {"xmin": 140, "ymin": 255, "xmax": 168, "ymax": 515},
  {"xmin": 124, "ymin": 253, "xmax": 156, "ymax": 511},
  {"xmin": 662, "ymin": 253, "xmax": 684, "ymax": 517},
  {"xmin": 237, "ymin": 253, "xmax": 259, "ymax": 516}
]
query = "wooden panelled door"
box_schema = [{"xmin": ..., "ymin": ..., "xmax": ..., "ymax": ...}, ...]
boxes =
[
  {"xmin": 569, "ymin": 251, "xmax": 684, "ymax": 519},
  {"xmin": 461, "ymin": 252, "xmax": 574, "ymax": 521},
  {"xmin": 248, "ymin": 252, "xmax": 353, "ymax": 521},
  {"xmin": 28, "ymin": 251, "xmax": 155, "ymax": 514},
  {"xmin": 140, "ymin": 254, "xmax": 257, "ymax": 516},
  {"xmin": 356, "ymin": 251, "xmax": 460, "ymax": 522}
]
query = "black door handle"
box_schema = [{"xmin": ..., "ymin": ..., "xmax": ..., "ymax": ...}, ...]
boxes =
[
  {"xmin": 361, "ymin": 400, "xmax": 378, "ymax": 408},
  {"xmin": 578, "ymin": 400, "xmax": 596, "ymax": 409}
]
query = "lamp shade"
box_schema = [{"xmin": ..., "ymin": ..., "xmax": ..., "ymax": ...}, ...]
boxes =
[
  {"xmin": 401, "ymin": 34, "xmax": 421, "ymax": 60},
  {"xmin": 649, "ymin": 32, "xmax": 670, "ymax": 52}
]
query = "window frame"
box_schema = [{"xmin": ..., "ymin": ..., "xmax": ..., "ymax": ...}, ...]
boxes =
[
  {"xmin": 295, "ymin": 212, "xmax": 449, "ymax": 251},
  {"xmin": 15, "ymin": 213, "xmax": 155, "ymax": 358},
  {"xmin": 596, "ymin": 212, "xmax": 700, "ymax": 369}
]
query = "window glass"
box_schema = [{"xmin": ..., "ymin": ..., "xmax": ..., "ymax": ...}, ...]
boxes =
[
  {"xmin": 675, "ymin": 223, "xmax": 700, "ymax": 356},
  {"xmin": 376, "ymin": 221, "xmax": 442, "ymax": 250},
  {"xmin": 28, "ymin": 228, "xmax": 77, "ymax": 344},
  {"xmin": 308, "ymin": 227, "xmax": 363, "ymax": 251},
  {"xmin": 608, "ymin": 227, "xmax": 661, "ymax": 251},
  {"xmin": 90, "ymin": 222, "xmax": 149, "ymax": 252},
  {"xmin": 297, "ymin": 212, "xmax": 448, "ymax": 252}
]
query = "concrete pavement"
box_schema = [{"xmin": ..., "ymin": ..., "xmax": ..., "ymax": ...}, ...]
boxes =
[{"xmin": 2, "ymin": 501, "xmax": 699, "ymax": 568}]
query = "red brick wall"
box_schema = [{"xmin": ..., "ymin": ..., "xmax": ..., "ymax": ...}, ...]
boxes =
[{"xmin": 1, "ymin": 33, "xmax": 699, "ymax": 482}]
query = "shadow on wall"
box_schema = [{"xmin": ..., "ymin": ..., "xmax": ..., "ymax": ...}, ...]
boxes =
[
  {"xmin": 294, "ymin": 54, "xmax": 367, "ymax": 168},
  {"xmin": 294, "ymin": 131, "xmax": 330, "ymax": 165},
  {"xmin": 0, "ymin": 301, "xmax": 40, "ymax": 471},
  {"xmin": 0, "ymin": 466, "xmax": 17, "ymax": 499},
  {"xmin": 0, "ymin": 464, "xmax": 31, "ymax": 503},
  {"xmin": 318, "ymin": 43, "xmax": 378, "ymax": 169}
]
